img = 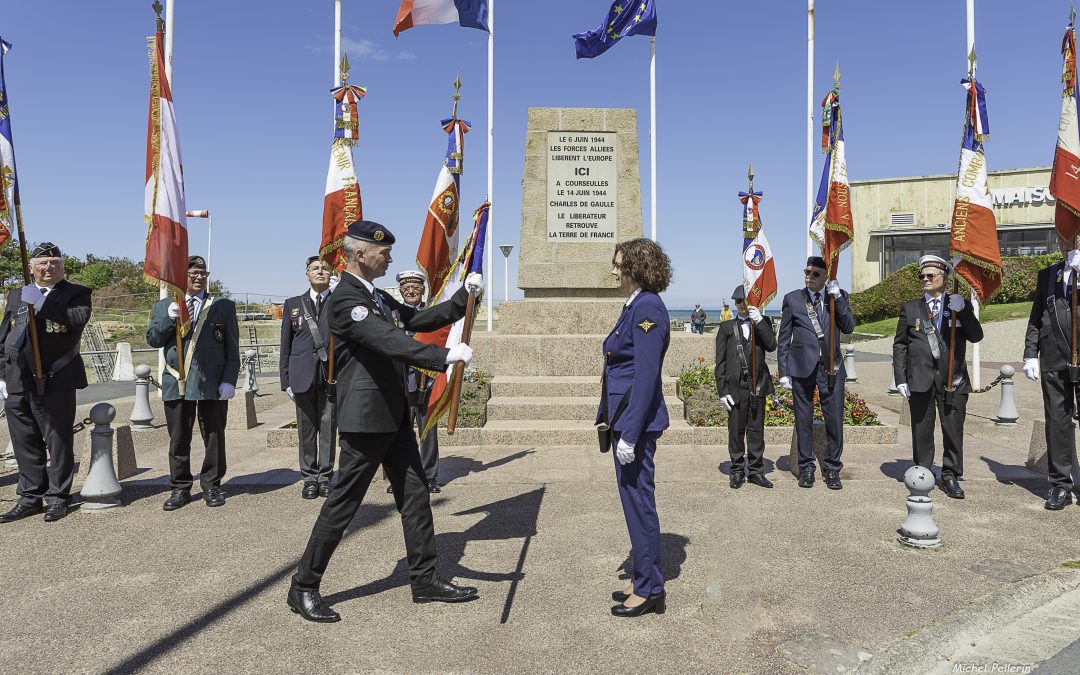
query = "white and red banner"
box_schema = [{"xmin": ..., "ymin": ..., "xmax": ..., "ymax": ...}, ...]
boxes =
[
  {"xmin": 143, "ymin": 28, "xmax": 190, "ymax": 328},
  {"xmin": 809, "ymin": 89, "xmax": 854, "ymax": 280},
  {"xmin": 1051, "ymin": 23, "xmax": 1080, "ymax": 242},
  {"xmin": 320, "ymin": 140, "xmax": 362, "ymax": 272},
  {"xmin": 743, "ymin": 227, "xmax": 776, "ymax": 309}
]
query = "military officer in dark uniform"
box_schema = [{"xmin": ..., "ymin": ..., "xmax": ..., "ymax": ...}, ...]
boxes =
[
  {"xmin": 287, "ymin": 220, "xmax": 483, "ymax": 623},
  {"xmin": 893, "ymin": 255, "xmax": 983, "ymax": 499},
  {"xmin": 1024, "ymin": 234, "xmax": 1080, "ymax": 510},
  {"xmin": 146, "ymin": 255, "xmax": 240, "ymax": 511},
  {"xmin": 0, "ymin": 242, "xmax": 91, "ymax": 523},
  {"xmin": 777, "ymin": 256, "xmax": 856, "ymax": 490},
  {"xmin": 280, "ymin": 256, "xmax": 337, "ymax": 500},
  {"xmin": 715, "ymin": 285, "xmax": 777, "ymax": 489}
]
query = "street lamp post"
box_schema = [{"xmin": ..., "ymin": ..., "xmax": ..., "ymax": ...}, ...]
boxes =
[
  {"xmin": 185, "ymin": 209, "xmax": 212, "ymax": 272},
  {"xmin": 499, "ymin": 245, "xmax": 514, "ymax": 304}
]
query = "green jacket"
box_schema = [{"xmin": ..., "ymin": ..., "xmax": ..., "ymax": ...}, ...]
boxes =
[{"xmin": 146, "ymin": 295, "xmax": 240, "ymax": 401}]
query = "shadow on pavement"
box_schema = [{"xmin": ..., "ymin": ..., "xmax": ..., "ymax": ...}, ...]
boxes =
[
  {"xmin": 716, "ymin": 458, "xmax": 778, "ymax": 477},
  {"xmin": 880, "ymin": 458, "xmax": 913, "ymax": 482},
  {"xmin": 615, "ymin": 533, "xmax": 691, "ymax": 584},
  {"xmin": 438, "ymin": 449, "xmax": 534, "ymax": 485},
  {"xmin": 980, "ymin": 456, "xmax": 1048, "ymax": 499},
  {"xmin": 119, "ymin": 469, "xmax": 304, "ymax": 506}
]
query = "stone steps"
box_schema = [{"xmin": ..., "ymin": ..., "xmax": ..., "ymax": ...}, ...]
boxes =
[
  {"xmin": 486, "ymin": 395, "xmax": 685, "ymax": 421},
  {"xmin": 490, "ymin": 375, "xmax": 678, "ymax": 398}
]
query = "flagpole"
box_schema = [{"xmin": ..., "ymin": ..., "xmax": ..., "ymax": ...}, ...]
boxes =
[
  {"xmin": 334, "ymin": 0, "xmax": 341, "ymax": 86},
  {"xmin": 806, "ymin": 0, "xmax": 814, "ymax": 259},
  {"xmin": 649, "ymin": 36, "xmax": 657, "ymax": 242},
  {"xmin": 966, "ymin": 0, "xmax": 981, "ymax": 389},
  {"xmin": 158, "ymin": 0, "xmax": 177, "ymax": 394},
  {"xmin": 486, "ymin": 0, "xmax": 494, "ymax": 330}
]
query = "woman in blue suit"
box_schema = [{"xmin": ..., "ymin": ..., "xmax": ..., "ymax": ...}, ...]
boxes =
[{"xmin": 598, "ymin": 238, "xmax": 672, "ymax": 617}]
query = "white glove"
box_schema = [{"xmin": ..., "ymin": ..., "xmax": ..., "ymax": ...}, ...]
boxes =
[
  {"xmin": 1023, "ymin": 358, "xmax": 1040, "ymax": 381},
  {"xmin": 328, "ymin": 276, "xmax": 340, "ymax": 292},
  {"xmin": 616, "ymin": 438, "xmax": 635, "ymax": 465},
  {"xmin": 218, "ymin": 383, "xmax": 236, "ymax": 400},
  {"xmin": 947, "ymin": 294, "xmax": 965, "ymax": 312},
  {"xmin": 1069, "ymin": 249, "xmax": 1080, "ymax": 273},
  {"xmin": 897, "ymin": 383, "xmax": 910, "ymax": 399},
  {"xmin": 445, "ymin": 343, "xmax": 473, "ymax": 366},
  {"xmin": 167, "ymin": 302, "xmax": 181, "ymax": 320},
  {"xmin": 464, "ymin": 272, "xmax": 484, "ymax": 295},
  {"xmin": 20, "ymin": 285, "xmax": 45, "ymax": 311},
  {"xmin": 720, "ymin": 394, "xmax": 735, "ymax": 411},
  {"xmin": 0, "ymin": 380, "xmax": 7, "ymax": 400},
  {"xmin": 286, "ymin": 386, "xmax": 294, "ymax": 401},
  {"xmin": 779, "ymin": 376, "xmax": 792, "ymax": 390},
  {"xmin": 825, "ymin": 280, "xmax": 841, "ymax": 298},
  {"xmin": 747, "ymin": 307, "xmax": 763, "ymax": 323}
]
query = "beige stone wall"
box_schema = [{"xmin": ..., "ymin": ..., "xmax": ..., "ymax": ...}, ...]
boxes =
[
  {"xmin": 518, "ymin": 108, "xmax": 643, "ymax": 298},
  {"xmin": 850, "ymin": 167, "xmax": 1053, "ymax": 291}
]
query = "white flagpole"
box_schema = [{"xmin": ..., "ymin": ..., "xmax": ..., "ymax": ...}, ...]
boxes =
[
  {"xmin": 486, "ymin": 0, "xmax": 495, "ymax": 330},
  {"xmin": 966, "ymin": 0, "xmax": 981, "ymax": 388},
  {"xmin": 334, "ymin": 0, "xmax": 342, "ymax": 86},
  {"xmin": 650, "ymin": 36, "xmax": 657, "ymax": 242},
  {"xmin": 806, "ymin": 0, "xmax": 814, "ymax": 259},
  {"xmin": 159, "ymin": 0, "xmax": 177, "ymax": 391}
]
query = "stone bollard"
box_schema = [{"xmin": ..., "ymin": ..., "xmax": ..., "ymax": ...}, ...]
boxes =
[
  {"xmin": 111, "ymin": 342, "xmax": 136, "ymax": 381},
  {"xmin": 844, "ymin": 345, "xmax": 858, "ymax": 382},
  {"xmin": 245, "ymin": 348, "xmax": 260, "ymax": 393},
  {"xmin": 80, "ymin": 403, "xmax": 123, "ymax": 511},
  {"xmin": 897, "ymin": 465, "xmax": 941, "ymax": 549},
  {"xmin": 131, "ymin": 364, "xmax": 155, "ymax": 430},
  {"xmin": 888, "ymin": 366, "xmax": 899, "ymax": 396},
  {"xmin": 994, "ymin": 364, "xmax": 1019, "ymax": 426}
]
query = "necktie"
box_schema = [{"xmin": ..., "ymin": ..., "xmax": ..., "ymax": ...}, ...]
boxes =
[
  {"xmin": 373, "ymin": 289, "xmax": 386, "ymax": 314},
  {"xmin": 315, "ymin": 294, "xmax": 323, "ymax": 318},
  {"xmin": 930, "ymin": 299, "xmax": 940, "ymax": 330},
  {"xmin": 187, "ymin": 297, "xmax": 196, "ymax": 321},
  {"xmin": 813, "ymin": 292, "xmax": 823, "ymax": 317}
]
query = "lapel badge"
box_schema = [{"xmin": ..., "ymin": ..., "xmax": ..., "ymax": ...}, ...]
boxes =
[
  {"xmin": 213, "ymin": 325, "xmax": 224, "ymax": 343},
  {"xmin": 291, "ymin": 308, "xmax": 299, "ymax": 317},
  {"xmin": 637, "ymin": 317, "xmax": 656, "ymax": 333},
  {"xmin": 915, "ymin": 317, "xmax": 921, "ymax": 331}
]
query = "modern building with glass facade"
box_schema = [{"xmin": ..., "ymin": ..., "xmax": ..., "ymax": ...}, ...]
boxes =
[{"xmin": 849, "ymin": 166, "xmax": 1055, "ymax": 292}]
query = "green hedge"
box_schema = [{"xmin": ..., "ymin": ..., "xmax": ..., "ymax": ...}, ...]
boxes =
[{"xmin": 849, "ymin": 253, "xmax": 1062, "ymax": 324}]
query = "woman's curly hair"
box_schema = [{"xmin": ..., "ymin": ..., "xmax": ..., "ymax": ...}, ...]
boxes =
[{"xmin": 614, "ymin": 238, "xmax": 672, "ymax": 293}]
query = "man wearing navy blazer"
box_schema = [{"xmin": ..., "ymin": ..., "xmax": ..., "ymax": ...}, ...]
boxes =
[
  {"xmin": 777, "ymin": 256, "xmax": 856, "ymax": 489},
  {"xmin": 280, "ymin": 256, "xmax": 337, "ymax": 500}
]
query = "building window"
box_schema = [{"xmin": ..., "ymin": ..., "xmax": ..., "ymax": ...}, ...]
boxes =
[
  {"xmin": 881, "ymin": 233, "xmax": 950, "ymax": 278},
  {"xmin": 998, "ymin": 228, "xmax": 1056, "ymax": 257}
]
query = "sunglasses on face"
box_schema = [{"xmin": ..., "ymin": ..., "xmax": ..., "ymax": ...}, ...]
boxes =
[
  {"xmin": 803, "ymin": 269, "xmax": 823, "ymax": 279},
  {"xmin": 919, "ymin": 273, "xmax": 942, "ymax": 280}
]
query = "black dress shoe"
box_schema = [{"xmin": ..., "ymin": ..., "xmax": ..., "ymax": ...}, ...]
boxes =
[
  {"xmin": 43, "ymin": 503, "xmax": 68, "ymax": 522},
  {"xmin": 302, "ymin": 481, "xmax": 319, "ymax": 500},
  {"xmin": 939, "ymin": 476, "xmax": 965, "ymax": 500},
  {"xmin": 163, "ymin": 488, "xmax": 191, "ymax": 512},
  {"xmin": 798, "ymin": 468, "xmax": 815, "ymax": 488},
  {"xmin": 411, "ymin": 578, "xmax": 479, "ymax": 603},
  {"xmin": 611, "ymin": 590, "xmax": 631, "ymax": 602},
  {"xmin": 287, "ymin": 587, "xmax": 341, "ymax": 623},
  {"xmin": 611, "ymin": 590, "xmax": 666, "ymax": 617},
  {"xmin": 824, "ymin": 470, "xmax": 843, "ymax": 490},
  {"xmin": 0, "ymin": 502, "xmax": 43, "ymax": 523},
  {"xmin": 729, "ymin": 472, "xmax": 745, "ymax": 489},
  {"xmin": 427, "ymin": 480, "xmax": 441, "ymax": 494},
  {"xmin": 386, "ymin": 484, "xmax": 394, "ymax": 494},
  {"xmin": 748, "ymin": 474, "xmax": 774, "ymax": 488},
  {"xmin": 318, "ymin": 482, "xmax": 332, "ymax": 498},
  {"xmin": 1045, "ymin": 486, "xmax": 1072, "ymax": 510},
  {"xmin": 203, "ymin": 485, "xmax": 226, "ymax": 508}
]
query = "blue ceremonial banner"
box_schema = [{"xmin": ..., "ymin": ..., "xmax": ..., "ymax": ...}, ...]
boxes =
[
  {"xmin": 464, "ymin": 201, "xmax": 489, "ymax": 276},
  {"xmin": 573, "ymin": 0, "xmax": 657, "ymax": 59},
  {"xmin": 0, "ymin": 37, "xmax": 19, "ymax": 245}
]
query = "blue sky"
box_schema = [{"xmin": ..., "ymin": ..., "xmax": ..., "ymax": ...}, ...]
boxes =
[{"xmin": 0, "ymin": 0, "xmax": 1071, "ymax": 309}]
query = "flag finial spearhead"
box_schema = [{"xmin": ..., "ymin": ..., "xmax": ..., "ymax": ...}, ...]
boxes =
[
  {"xmin": 152, "ymin": 1, "xmax": 164, "ymax": 32},
  {"xmin": 748, "ymin": 163, "xmax": 755, "ymax": 191},
  {"xmin": 451, "ymin": 74, "xmax": 463, "ymax": 118},
  {"xmin": 1071, "ymin": 3, "xmax": 1076, "ymax": 26},
  {"xmin": 968, "ymin": 45, "xmax": 977, "ymax": 76},
  {"xmin": 833, "ymin": 62, "xmax": 841, "ymax": 88},
  {"xmin": 340, "ymin": 52, "xmax": 351, "ymax": 84}
]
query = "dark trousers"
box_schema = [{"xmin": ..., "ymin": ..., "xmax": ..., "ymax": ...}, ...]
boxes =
[
  {"xmin": 164, "ymin": 399, "xmax": 228, "ymax": 490},
  {"xmin": 413, "ymin": 404, "xmax": 439, "ymax": 483},
  {"xmin": 614, "ymin": 431, "xmax": 663, "ymax": 599},
  {"xmin": 1041, "ymin": 370, "xmax": 1078, "ymax": 490},
  {"xmin": 908, "ymin": 385, "xmax": 967, "ymax": 479},
  {"xmin": 293, "ymin": 420, "xmax": 438, "ymax": 591},
  {"xmin": 294, "ymin": 386, "xmax": 336, "ymax": 484},
  {"xmin": 5, "ymin": 390, "xmax": 76, "ymax": 506},
  {"xmin": 792, "ymin": 365, "xmax": 845, "ymax": 472},
  {"xmin": 727, "ymin": 394, "xmax": 766, "ymax": 475}
]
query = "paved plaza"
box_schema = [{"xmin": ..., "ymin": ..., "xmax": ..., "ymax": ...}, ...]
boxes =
[{"xmin": 1, "ymin": 356, "xmax": 1079, "ymax": 673}]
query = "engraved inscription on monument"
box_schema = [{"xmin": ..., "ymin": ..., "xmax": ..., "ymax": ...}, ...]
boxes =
[{"xmin": 546, "ymin": 131, "xmax": 618, "ymax": 241}]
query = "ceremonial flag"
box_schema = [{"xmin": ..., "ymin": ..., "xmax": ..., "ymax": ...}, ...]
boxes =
[
  {"xmin": 393, "ymin": 0, "xmax": 490, "ymax": 37},
  {"xmin": 809, "ymin": 85, "xmax": 854, "ymax": 280},
  {"xmin": 143, "ymin": 26, "xmax": 190, "ymax": 331},
  {"xmin": 0, "ymin": 38, "xmax": 17, "ymax": 247},
  {"xmin": 320, "ymin": 71, "xmax": 366, "ymax": 271},
  {"xmin": 740, "ymin": 190, "xmax": 776, "ymax": 309},
  {"xmin": 573, "ymin": 0, "xmax": 657, "ymax": 59},
  {"xmin": 1050, "ymin": 22, "xmax": 1080, "ymax": 242},
  {"xmin": 950, "ymin": 75, "xmax": 1002, "ymax": 301},
  {"xmin": 422, "ymin": 202, "xmax": 488, "ymax": 439}
]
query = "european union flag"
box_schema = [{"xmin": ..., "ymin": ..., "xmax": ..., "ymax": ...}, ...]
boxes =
[{"xmin": 573, "ymin": 0, "xmax": 657, "ymax": 59}]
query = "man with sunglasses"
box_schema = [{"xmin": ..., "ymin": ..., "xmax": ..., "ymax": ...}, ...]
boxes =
[
  {"xmin": 777, "ymin": 256, "xmax": 856, "ymax": 489},
  {"xmin": 715, "ymin": 285, "xmax": 776, "ymax": 489},
  {"xmin": 893, "ymin": 255, "xmax": 983, "ymax": 500},
  {"xmin": 147, "ymin": 255, "xmax": 240, "ymax": 511}
]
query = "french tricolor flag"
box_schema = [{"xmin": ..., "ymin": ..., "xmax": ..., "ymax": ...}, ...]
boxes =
[
  {"xmin": 1050, "ymin": 23, "xmax": 1080, "ymax": 242},
  {"xmin": 393, "ymin": 0, "xmax": 490, "ymax": 37}
]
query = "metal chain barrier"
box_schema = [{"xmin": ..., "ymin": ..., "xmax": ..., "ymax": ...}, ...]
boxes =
[
  {"xmin": 72, "ymin": 416, "xmax": 93, "ymax": 434},
  {"xmin": 148, "ymin": 375, "xmax": 162, "ymax": 390},
  {"xmin": 969, "ymin": 373, "xmax": 1006, "ymax": 394}
]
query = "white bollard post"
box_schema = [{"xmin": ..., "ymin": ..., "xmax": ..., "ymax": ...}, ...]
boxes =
[
  {"xmin": 844, "ymin": 344, "xmax": 858, "ymax": 382},
  {"xmin": 245, "ymin": 348, "xmax": 260, "ymax": 393},
  {"xmin": 994, "ymin": 364, "xmax": 1019, "ymax": 426},
  {"xmin": 888, "ymin": 364, "xmax": 899, "ymax": 396},
  {"xmin": 80, "ymin": 403, "xmax": 123, "ymax": 511},
  {"xmin": 897, "ymin": 465, "xmax": 941, "ymax": 549},
  {"xmin": 130, "ymin": 364, "xmax": 155, "ymax": 430}
]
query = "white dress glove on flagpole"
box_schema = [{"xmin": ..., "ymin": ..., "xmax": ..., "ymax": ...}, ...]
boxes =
[
  {"xmin": 616, "ymin": 438, "xmax": 635, "ymax": 465},
  {"xmin": 779, "ymin": 376, "xmax": 792, "ymax": 390},
  {"xmin": 20, "ymin": 285, "xmax": 45, "ymax": 311},
  {"xmin": 0, "ymin": 380, "xmax": 7, "ymax": 400},
  {"xmin": 747, "ymin": 307, "xmax": 763, "ymax": 323},
  {"xmin": 168, "ymin": 302, "xmax": 181, "ymax": 320},
  {"xmin": 445, "ymin": 343, "xmax": 473, "ymax": 366},
  {"xmin": 218, "ymin": 383, "xmax": 236, "ymax": 400},
  {"xmin": 1023, "ymin": 358, "xmax": 1040, "ymax": 381},
  {"xmin": 464, "ymin": 272, "xmax": 484, "ymax": 295},
  {"xmin": 947, "ymin": 294, "xmax": 965, "ymax": 312},
  {"xmin": 286, "ymin": 386, "xmax": 294, "ymax": 401},
  {"xmin": 1068, "ymin": 249, "xmax": 1080, "ymax": 273},
  {"xmin": 825, "ymin": 280, "xmax": 841, "ymax": 298},
  {"xmin": 720, "ymin": 394, "xmax": 735, "ymax": 411},
  {"xmin": 897, "ymin": 383, "xmax": 910, "ymax": 399}
]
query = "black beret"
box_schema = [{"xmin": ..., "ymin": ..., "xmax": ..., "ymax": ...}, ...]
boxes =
[
  {"xmin": 731, "ymin": 285, "xmax": 747, "ymax": 302},
  {"xmin": 306, "ymin": 255, "xmax": 321, "ymax": 267},
  {"xmin": 806, "ymin": 256, "xmax": 827, "ymax": 270},
  {"xmin": 188, "ymin": 255, "xmax": 207, "ymax": 270},
  {"xmin": 346, "ymin": 220, "xmax": 396, "ymax": 245},
  {"xmin": 31, "ymin": 242, "xmax": 61, "ymax": 258}
]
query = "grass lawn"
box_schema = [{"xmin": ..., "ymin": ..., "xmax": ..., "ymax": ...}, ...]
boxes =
[{"xmin": 856, "ymin": 301, "xmax": 1031, "ymax": 337}]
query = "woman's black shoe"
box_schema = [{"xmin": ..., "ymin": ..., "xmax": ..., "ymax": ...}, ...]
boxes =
[
  {"xmin": 611, "ymin": 590, "xmax": 630, "ymax": 602},
  {"xmin": 611, "ymin": 591, "xmax": 666, "ymax": 617}
]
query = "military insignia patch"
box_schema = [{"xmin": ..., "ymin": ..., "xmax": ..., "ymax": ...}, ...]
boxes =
[
  {"xmin": 291, "ymin": 308, "xmax": 299, "ymax": 317},
  {"xmin": 374, "ymin": 230, "xmax": 385, "ymax": 242},
  {"xmin": 351, "ymin": 306, "xmax": 369, "ymax": 322},
  {"xmin": 915, "ymin": 318, "xmax": 921, "ymax": 331},
  {"xmin": 213, "ymin": 324, "xmax": 224, "ymax": 343},
  {"xmin": 637, "ymin": 318, "xmax": 656, "ymax": 333}
]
